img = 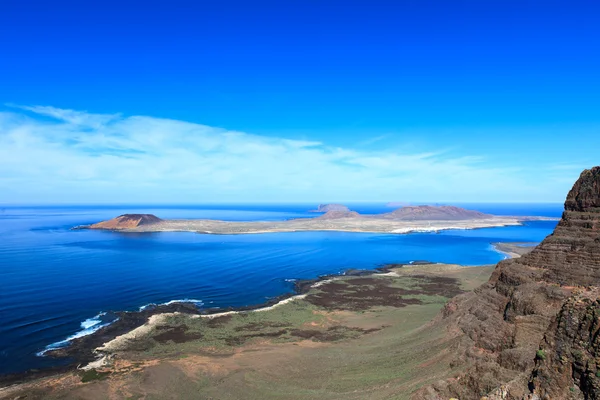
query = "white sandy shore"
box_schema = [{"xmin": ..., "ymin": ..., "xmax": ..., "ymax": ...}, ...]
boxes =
[
  {"xmin": 494, "ymin": 248, "xmax": 520, "ymax": 259},
  {"xmin": 491, "ymin": 242, "xmax": 537, "ymax": 259}
]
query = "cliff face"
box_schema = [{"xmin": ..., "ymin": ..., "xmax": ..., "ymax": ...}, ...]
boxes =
[
  {"xmin": 415, "ymin": 166, "xmax": 600, "ymax": 399},
  {"xmin": 526, "ymin": 167, "xmax": 600, "ymax": 287},
  {"xmin": 564, "ymin": 168, "xmax": 600, "ymax": 213},
  {"xmin": 529, "ymin": 295, "xmax": 600, "ymax": 399},
  {"xmin": 89, "ymin": 214, "xmax": 162, "ymax": 230}
]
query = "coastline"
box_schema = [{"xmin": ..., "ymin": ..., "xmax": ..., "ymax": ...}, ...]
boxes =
[
  {"xmin": 1, "ymin": 260, "xmax": 500, "ymax": 399},
  {"xmin": 79, "ymin": 215, "xmax": 558, "ymax": 235},
  {"xmin": 491, "ymin": 241, "xmax": 537, "ymax": 259},
  {"xmin": 0, "ymin": 260, "xmax": 451, "ymax": 387},
  {"xmin": 0, "ymin": 242, "xmax": 539, "ymax": 388}
]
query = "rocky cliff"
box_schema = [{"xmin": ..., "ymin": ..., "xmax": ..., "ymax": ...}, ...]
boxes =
[
  {"xmin": 528, "ymin": 294, "xmax": 600, "ymax": 399},
  {"xmin": 414, "ymin": 166, "xmax": 600, "ymax": 399},
  {"xmin": 88, "ymin": 214, "xmax": 162, "ymax": 230}
]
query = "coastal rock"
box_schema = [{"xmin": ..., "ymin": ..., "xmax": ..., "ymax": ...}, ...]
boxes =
[
  {"xmin": 88, "ymin": 214, "xmax": 162, "ymax": 230},
  {"xmin": 381, "ymin": 205, "xmax": 491, "ymax": 221},
  {"xmin": 413, "ymin": 166, "xmax": 600, "ymax": 399},
  {"xmin": 311, "ymin": 204, "xmax": 351, "ymax": 213}
]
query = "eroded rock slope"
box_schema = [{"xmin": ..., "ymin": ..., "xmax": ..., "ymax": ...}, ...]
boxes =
[{"xmin": 415, "ymin": 166, "xmax": 600, "ymax": 399}]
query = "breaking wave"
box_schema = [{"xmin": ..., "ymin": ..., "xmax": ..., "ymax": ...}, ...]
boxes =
[
  {"xmin": 138, "ymin": 298, "xmax": 204, "ymax": 311},
  {"xmin": 37, "ymin": 312, "xmax": 118, "ymax": 356}
]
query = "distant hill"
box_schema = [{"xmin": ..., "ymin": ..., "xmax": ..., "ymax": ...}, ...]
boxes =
[
  {"xmin": 310, "ymin": 204, "xmax": 350, "ymax": 213},
  {"xmin": 89, "ymin": 214, "xmax": 162, "ymax": 230},
  {"xmin": 379, "ymin": 205, "xmax": 491, "ymax": 221},
  {"xmin": 315, "ymin": 210, "xmax": 361, "ymax": 220},
  {"xmin": 385, "ymin": 202, "xmax": 411, "ymax": 208}
]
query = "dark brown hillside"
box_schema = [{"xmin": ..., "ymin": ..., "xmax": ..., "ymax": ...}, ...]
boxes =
[
  {"xmin": 315, "ymin": 210, "xmax": 361, "ymax": 219},
  {"xmin": 414, "ymin": 166, "xmax": 600, "ymax": 399},
  {"xmin": 89, "ymin": 214, "xmax": 162, "ymax": 230},
  {"xmin": 381, "ymin": 205, "xmax": 491, "ymax": 220}
]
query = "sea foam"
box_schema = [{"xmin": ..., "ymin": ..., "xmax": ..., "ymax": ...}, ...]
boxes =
[
  {"xmin": 138, "ymin": 298, "xmax": 204, "ymax": 311},
  {"xmin": 36, "ymin": 312, "xmax": 118, "ymax": 356}
]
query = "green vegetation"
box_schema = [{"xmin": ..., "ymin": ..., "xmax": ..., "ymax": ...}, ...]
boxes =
[
  {"xmin": 133, "ymin": 271, "xmax": 467, "ymax": 360},
  {"xmin": 79, "ymin": 369, "xmax": 110, "ymax": 383},
  {"xmin": 134, "ymin": 300, "xmax": 326, "ymax": 358},
  {"xmin": 536, "ymin": 349, "xmax": 546, "ymax": 360}
]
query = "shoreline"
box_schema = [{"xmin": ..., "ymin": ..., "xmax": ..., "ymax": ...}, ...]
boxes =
[
  {"xmin": 0, "ymin": 242, "xmax": 539, "ymax": 388},
  {"xmin": 0, "ymin": 262, "xmax": 406, "ymax": 387},
  {"xmin": 491, "ymin": 242, "xmax": 538, "ymax": 259},
  {"xmin": 0, "ymin": 261, "xmax": 501, "ymax": 399},
  {"xmin": 79, "ymin": 215, "xmax": 559, "ymax": 235}
]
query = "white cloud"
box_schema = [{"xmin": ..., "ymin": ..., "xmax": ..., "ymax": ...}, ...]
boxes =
[{"xmin": 0, "ymin": 105, "xmax": 586, "ymax": 203}]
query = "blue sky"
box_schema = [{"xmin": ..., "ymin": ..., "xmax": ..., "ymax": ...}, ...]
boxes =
[{"xmin": 1, "ymin": 0, "xmax": 599, "ymax": 203}]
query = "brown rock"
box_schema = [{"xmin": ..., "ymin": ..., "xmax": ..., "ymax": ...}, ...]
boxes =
[
  {"xmin": 564, "ymin": 166, "xmax": 600, "ymax": 212},
  {"xmin": 413, "ymin": 166, "xmax": 600, "ymax": 399},
  {"xmin": 88, "ymin": 214, "xmax": 162, "ymax": 230},
  {"xmin": 381, "ymin": 205, "xmax": 492, "ymax": 221},
  {"xmin": 528, "ymin": 296, "xmax": 600, "ymax": 399}
]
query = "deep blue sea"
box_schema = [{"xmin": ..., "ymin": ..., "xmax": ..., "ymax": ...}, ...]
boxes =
[{"xmin": 0, "ymin": 203, "xmax": 562, "ymax": 375}]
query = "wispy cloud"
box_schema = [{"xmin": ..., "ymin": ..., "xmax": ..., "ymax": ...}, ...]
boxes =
[{"xmin": 0, "ymin": 105, "xmax": 585, "ymax": 203}]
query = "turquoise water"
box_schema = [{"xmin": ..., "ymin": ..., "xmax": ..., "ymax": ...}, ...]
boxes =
[{"xmin": 0, "ymin": 204, "xmax": 560, "ymax": 375}]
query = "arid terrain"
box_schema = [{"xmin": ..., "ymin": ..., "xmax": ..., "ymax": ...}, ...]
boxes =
[{"xmin": 85, "ymin": 205, "xmax": 555, "ymax": 235}]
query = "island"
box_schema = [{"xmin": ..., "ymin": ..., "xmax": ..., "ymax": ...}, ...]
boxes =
[
  {"xmin": 309, "ymin": 203, "xmax": 351, "ymax": 212},
  {"xmin": 82, "ymin": 205, "xmax": 557, "ymax": 234}
]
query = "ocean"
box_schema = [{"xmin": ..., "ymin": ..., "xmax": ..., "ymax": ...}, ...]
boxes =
[{"xmin": 0, "ymin": 203, "xmax": 561, "ymax": 375}]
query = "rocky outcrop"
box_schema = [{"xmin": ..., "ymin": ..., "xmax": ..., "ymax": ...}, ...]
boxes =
[
  {"xmin": 312, "ymin": 204, "xmax": 351, "ymax": 213},
  {"xmin": 414, "ymin": 166, "xmax": 600, "ymax": 399},
  {"xmin": 88, "ymin": 214, "xmax": 162, "ymax": 230},
  {"xmin": 381, "ymin": 205, "xmax": 492, "ymax": 221},
  {"xmin": 564, "ymin": 167, "xmax": 600, "ymax": 213},
  {"xmin": 523, "ymin": 167, "xmax": 600, "ymax": 288},
  {"xmin": 528, "ymin": 294, "xmax": 600, "ymax": 399}
]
